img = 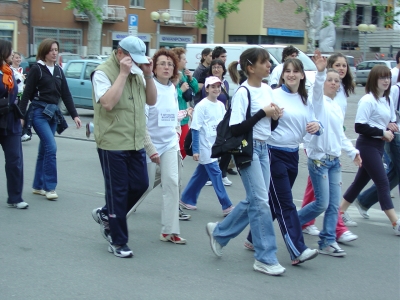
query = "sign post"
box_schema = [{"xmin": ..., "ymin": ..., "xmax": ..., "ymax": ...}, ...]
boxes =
[{"xmin": 128, "ymin": 14, "xmax": 138, "ymax": 36}]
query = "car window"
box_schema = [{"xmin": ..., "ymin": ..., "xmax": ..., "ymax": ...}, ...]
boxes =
[
  {"xmin": 346, "ymin": 56, "xmax": 354, "ymax": 67},
  {"xmin": 65, "ymin": 62, "xmax": 84, "ymax": 79},
  {"xmin": 391, "ymin": 62, "xmax": 396, "ymax": 68},
  {"xmin": 84, "ymin": 62, "xmax": 99, "ymax": 80},
  {"xmin": 370, "ymin": 62, "xmax": 386, "ymax": 69},
  {"xmin": 357, "ymin": 63, "xmax": 367, "ymax": 70},
  {"xmin": 62, "ymin": 55, "xmax": 81, "ymax": 63},
  {"xmin": 266, "ymin": 47, "xmax": 317, "ymax": 71}
]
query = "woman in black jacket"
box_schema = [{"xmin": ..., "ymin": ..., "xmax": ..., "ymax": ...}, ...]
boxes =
[
  {"xmin": 0, "ymin": 39, "xmax": 28, "ymax": 208},
  {"xmin": 19, "ymin": 38, "xmax": 81, "ymax": 200}
]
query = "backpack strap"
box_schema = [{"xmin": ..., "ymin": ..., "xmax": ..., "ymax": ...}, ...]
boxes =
[
  {"xmin": 397, "ymin": 85, "xmax": 400, "ymax": 111},
  {"xmin": 238, "ymin": 86, "xmax": 251, "ymax": 120}
]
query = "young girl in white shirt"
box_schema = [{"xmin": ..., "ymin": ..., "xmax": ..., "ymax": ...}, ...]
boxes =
[
  {"xmin": 180, "ymin": 76, "xmax": 235, "ymax": 217},
  {"xmin": 205, "ymin": 47, "xmax": 286, "ymax": 276},
  {"xmin": 340, "ymin": 65, "xmax": 400, "ymax": 235},
  {"xmin": 297, "ymin": 52, "xmax": 362, "ymax": 257},
  {"xmin": 301, "ymin": 53, "xmax": 358, "ymax": 243},
  {"xmin": 246, "ymin": 58, "xmax": 321, "ymax": 265}
]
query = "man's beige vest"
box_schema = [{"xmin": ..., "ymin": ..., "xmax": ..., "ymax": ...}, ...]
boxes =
[{"xmin": 93, "ymin": 51, "xmax": 146, "ymax": 151}]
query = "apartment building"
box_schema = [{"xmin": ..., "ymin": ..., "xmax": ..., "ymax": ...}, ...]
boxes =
[
  {"xmin": 0, "ymin": 0, "xmax": 200, "ymax": 57},
  {"xmin": 0, "ymin": 0, "xmax": 398, "ymax": 58}
]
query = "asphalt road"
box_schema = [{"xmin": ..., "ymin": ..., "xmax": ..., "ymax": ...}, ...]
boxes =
[{"xmin": 0, "ymin": 85, "xmax": 399, "ymax": 299}]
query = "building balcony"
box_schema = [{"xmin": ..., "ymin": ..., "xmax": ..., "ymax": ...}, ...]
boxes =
[
  {"xmin": 73, "ymin": 5, "xmax": 126, "ymax": 23},
  {"xmin": 158, "ymin": 9, "xmax": 197, "ymax": 27}
]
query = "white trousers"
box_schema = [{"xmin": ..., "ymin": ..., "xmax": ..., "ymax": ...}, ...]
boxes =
[{"xmin": 134, "ymin": 146, "xmax": 181, "ymax": 234}]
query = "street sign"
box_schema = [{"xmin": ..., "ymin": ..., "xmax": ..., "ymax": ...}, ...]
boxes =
[{"xmin": 128, "ymin": 14, "xmax": 138, "ymax": 36}]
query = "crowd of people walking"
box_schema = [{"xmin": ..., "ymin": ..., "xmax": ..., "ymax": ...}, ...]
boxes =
[{"xmin": 1, "ymin": 36, "xmax": 399, "ymax": 275}]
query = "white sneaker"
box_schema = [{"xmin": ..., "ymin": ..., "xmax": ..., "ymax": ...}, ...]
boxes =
[
  {"xmin": 354, "ymin": 199, "xmax": 369, "ymax": 219},
  {"xmin": 337, "ymin": 231, "xmax": 358, "ymax": 243},
  {"xmin": 253, "ymin": 260, "xmax": 285, "ymax": 276},
  {"xmin": 302, "ymin": 225, "xmax": 320, "ymax": 236},
  {"xmin": 205, "ymin": 181, "xmax": 212, "ymax": 186},
  {"xmin": 21, "ymin": 134, "xmax": 31, "ymax": 142},
  {"xmin": 393, "ymin": 219, "xmax": 400, "ymax": 236},
  {"xmin": 32, "ymin": 189, "xmax": 46, "ymax": 196},
  {"xmin": 296, "ymin": 248, "xmax": 319, "ymax": 263},
  {"xmin": 46, "ymin": 190, "xmax": 58, "ymax": 200},
  {"xmin": 206, "ymin": 222, "xmax": 223, "ymax": 257},
  {"xmin": 8, "ymin": 201, "xmax": 29, "ymax": 209},
  {"xmin": 222, "ymin": 177, "xmax": 232, "ymax": 186},
  {"xmin": 341, "ymin": 211, "xmax": 357, "ymax": 227},
  {"xmin": 319, "ymin": 242, "xmax": 346, "ymax": 257}
]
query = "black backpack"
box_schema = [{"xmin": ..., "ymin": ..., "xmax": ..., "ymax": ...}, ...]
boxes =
[
  {"xmin": 211, "ymin": 86, "xmax": 253, "ymax": 169},
  {"xmin": 183, "ymin": 128, "xmax": 193, "ymax": 156}
]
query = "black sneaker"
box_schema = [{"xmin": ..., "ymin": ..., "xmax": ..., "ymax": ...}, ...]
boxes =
[
  {"xmin": 227, "ymin": 168, "xmax": 238, "ymax": 175},
  {"xmin": 108, "ymin": 243, "xmax": 133, "ymax": 258},
  {"xmin": 179, "ymin": 207, "xmax": 191, "ymax": 221},
  {"xmin": 92, "ymin": 208, "xmax": 110, "ymax": 241}
]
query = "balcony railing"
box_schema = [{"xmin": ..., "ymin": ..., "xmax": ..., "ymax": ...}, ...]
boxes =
[
  {"xmin": 158, "ymin": 9, "xmax": 197, "ymax": 26},
  {"xmin": 73, "ymin": 5, "xmax": 126, "ymax": 23}
]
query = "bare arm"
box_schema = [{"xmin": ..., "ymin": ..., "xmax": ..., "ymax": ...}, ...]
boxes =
[
  {"xmin": 99, "ymin": 56, "xmax": 131, "ymax": 111},
  {"xmin": 144, "ymin": 77, "xmax": 157, "ymax": 105}
]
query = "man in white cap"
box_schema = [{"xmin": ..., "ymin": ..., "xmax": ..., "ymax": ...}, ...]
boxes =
[{"xmin": 90, "ymin": 36, "xmax": 157, "ymax": 258}]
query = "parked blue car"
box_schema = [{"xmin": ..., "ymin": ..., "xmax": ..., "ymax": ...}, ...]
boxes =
[{"xmin": 60, "ymin": 59, "xmax": 103, "ymax": 114}]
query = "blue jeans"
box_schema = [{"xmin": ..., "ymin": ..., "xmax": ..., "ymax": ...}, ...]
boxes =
[
  {"xmin": 298, "ymin": 157, "xmax": 342, "ymax": 249},
  {"xmin": 213, "ymin": 141, "xmax": 279, "ymax": 265},
  {"xmin": 358, "ymin": 135, "xmax": 400, "ymax": 209},
  {"xmin": 181, "ymin": 161, "xmax": 232, "ymax": 210},
  {"xmin": 32, "ymin": 107, "xmax": 57, "ymax": 191}
]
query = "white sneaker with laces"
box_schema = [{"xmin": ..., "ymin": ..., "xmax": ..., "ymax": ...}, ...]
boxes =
[
  {"xmin": 222, "ymin": 177, "xmax": 232, "ymax": 186},
  {"xmin": 8, "ymin": 201, "xmax": 29, "ymax": 209},
  {"xmin": 354, "ymin": 199, "xmax": 370, "ymax": 219},
  {"xmin": 302, "ymin": 225, "xmax": 320, "ymax": 236},
  {"xmin": 46, "ymin": 190, "xmax": 58, "ymax": 200},
  {"xmin": 341, "ymin": 211, "xmax": 357, "ymax": 227},
  {"xmin": 337, "ymin": 231, "xmax": 358, "ymax": 243},
  {"xmin": 393, "ymin": 219, "xmax": 400, "ymax": 236},
  {"xmin": 319, "ymin": 242, "xmax": 346, "ymax": 257},
  {"xmin": 205, "ymin": 180, "xmax": 212, "ymax": 186},
  {"xmin": 253, "ymin": 260, "xmax": 285, "ymax": 276}
]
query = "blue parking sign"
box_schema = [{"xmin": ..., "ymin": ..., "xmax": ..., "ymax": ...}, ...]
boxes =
[{"xmin": 129, "ymin": 14, "xmax": 138, "ymax": 26}]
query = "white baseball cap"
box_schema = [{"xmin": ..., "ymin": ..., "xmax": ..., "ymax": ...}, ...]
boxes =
[
  {"xmin": 118, "ymin": 36, "xmax": 149, "ymax": 64},
  {"xmin": 205, "ymin": 76, "xmax": 222, "ymax": 88}
]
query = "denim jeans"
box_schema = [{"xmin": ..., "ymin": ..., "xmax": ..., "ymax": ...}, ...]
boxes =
[
  {"xmin": 298, "ymin": 157, "xmax": 342, "ymax": 249},
  {"xmin": 181, "ymin": 161, "xmax": 232, "ymax": 210},
  {"xmin": 213, "ymin": 141, "xmax": 279, "ymax": 265},
  {"xmin": 32, "ymin": 107, "xmax": 57, "ymax": 191},
  {"xmin": 358, "ymin": 135, "xmax": 400, "ymax": 209}
]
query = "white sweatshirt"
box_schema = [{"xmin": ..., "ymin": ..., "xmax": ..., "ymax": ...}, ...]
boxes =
[
  {"xmin": 269, "ymin": 88, "xmax": 319, "ymax": 148},
  {"xmin": 306, "ymin": 71, "xmax": 359, "ymax": 161}
]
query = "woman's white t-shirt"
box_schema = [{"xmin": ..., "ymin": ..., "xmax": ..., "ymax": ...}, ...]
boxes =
[
  {"xmin": 190, "ymin": 98, "xmax": 226, "ymax": 164},
  {"xmin": 145, "ymin": 79, "xmax": 178, "ymax": 162},
  {"xmin": 229, "ymin": 81, "xmax": 273, "ymax": 141},
  {"xmin": 355, "ymin": 92, "xmax": 396, "ymax": 138}
]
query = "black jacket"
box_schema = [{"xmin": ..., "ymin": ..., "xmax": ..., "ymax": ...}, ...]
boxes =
[{"xmin": 19, "ymin": 62, "xmax": 78, "ymax": 119}]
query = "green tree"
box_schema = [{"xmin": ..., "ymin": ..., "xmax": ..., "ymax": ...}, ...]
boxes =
[
  {"xmin": 372, "ymin": 0, "xmax": 400, "ymax": 27},
  {"xmin": 65, "ymin": 0, "xmax": 104, "ymax": 55},
  {"xmin": 185, "ymin": 0, "xmax": 243, "ymax": 43},
  {"xmin": 278, "ymin": 0, "xmax": 356, "ymax": 53}
]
